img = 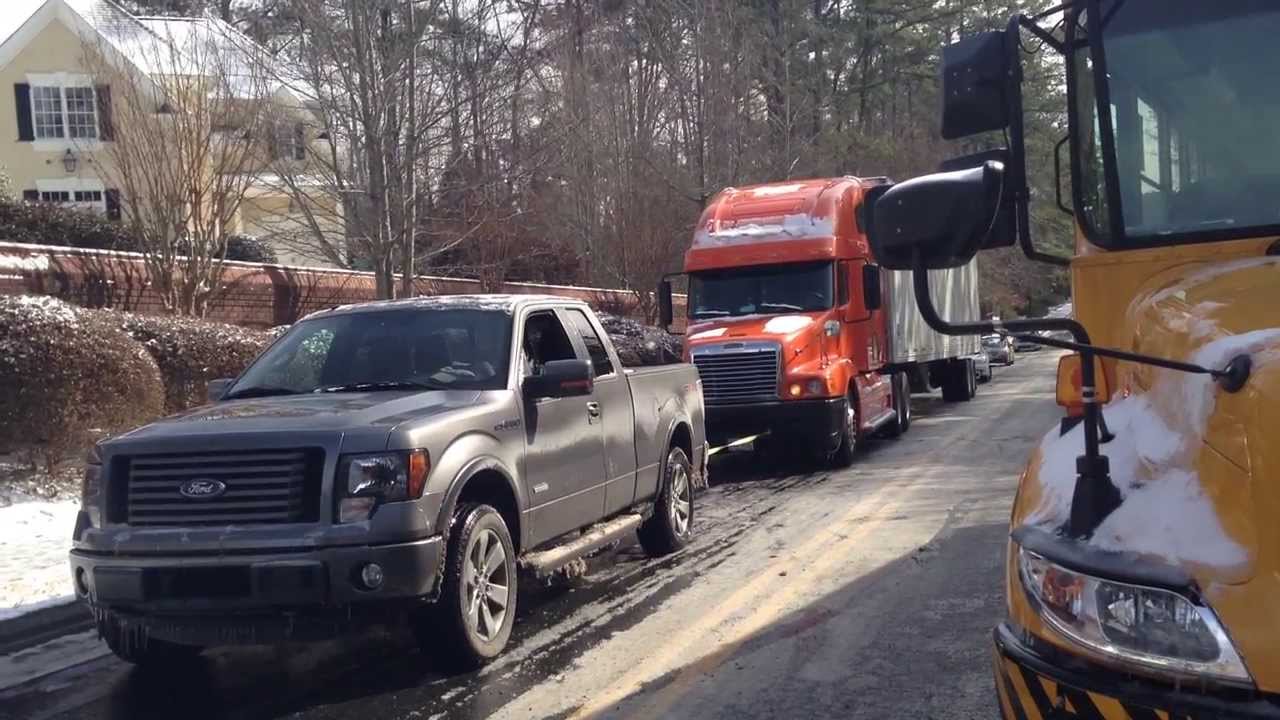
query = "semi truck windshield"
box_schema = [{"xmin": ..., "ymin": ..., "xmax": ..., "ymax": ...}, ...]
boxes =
[
  {"xmin": 689, "ymin": 261, "xmax": 834, "ymax": 320},
  {"xmin": 1073, "ymin": 0, "xmax": 1280, "ymax": 246}
]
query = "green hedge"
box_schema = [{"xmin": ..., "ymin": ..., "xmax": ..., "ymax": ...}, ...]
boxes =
[{"xmin": 0, "ymin": 199, "xmax": 137, "ymax": 251}]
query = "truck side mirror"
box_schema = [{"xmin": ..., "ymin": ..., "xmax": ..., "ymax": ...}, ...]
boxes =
[
  {"xmin": 861, "ymin": 264, "xmax": 882, "ymax": 312},
  {"xmin": 207, "ymin": 378, "xmax": 233, "ymax": 401},
  {"xmin": 941, "ymin": 30, "xmax": 1011, "ymax": 139},
  {"xmin": 524, "ymin": 359, "xmax": 594, "ymax": 399},
  {"xmin": 657, "ymin": 278, "xmax": 674, "ymax": 331},
  {"xmin": 868, "ymin": 161, "xmax": 1006, "ymax": 271}
]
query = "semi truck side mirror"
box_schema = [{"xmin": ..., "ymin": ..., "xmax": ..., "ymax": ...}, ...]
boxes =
[
  {"xmin": 868, "ymin": 161, "xmax": 1006, "ymax": 271},
  {"xmin": 941, "ymin": 29, "xmax": 1011, "ymax": 139},
  {"xmin": 524, "ymin": 359, "xmax": 594, "ymax": 399},
  {"xmin": 657, "ymin": 278, "xmax": 674, "ymax": 331},
  {"xmin": 861, "ymin": 264, "xmax": 882, "ymax": 312}
]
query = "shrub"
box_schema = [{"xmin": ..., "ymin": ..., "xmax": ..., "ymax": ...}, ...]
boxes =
[
  {"xmin": 223, "ymin": 234, "xmax": 278, "ymax": 264},
  {"xmin": 94, "ymin": 313, "xmax": 276, "ymax": 413},
  {"xmin": 0, "ymin": 296, "xmax": 164, "ymax": 470},
  {"xmin": 0, "ymin": 199, "xmax": 138, "ymax": 251}
]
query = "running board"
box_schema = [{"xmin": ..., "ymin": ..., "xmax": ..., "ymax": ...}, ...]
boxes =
[{"xmin": 519, "ymin": 513, "xmax": 643, "ymax": 577}]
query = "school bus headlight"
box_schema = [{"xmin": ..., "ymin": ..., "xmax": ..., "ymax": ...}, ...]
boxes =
[{"xmin": 1018, "ymin": 548, "xmax": 1250, "ymax": 682}]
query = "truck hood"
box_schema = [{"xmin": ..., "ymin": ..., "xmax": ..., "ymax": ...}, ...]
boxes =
[
  {"xmin": 110, "ymin": 389, "xmax": 483, "ymax": 442},
  {"xmin": 1013, "ymin": 256, "xmax": 1280, "ymax": 689}
]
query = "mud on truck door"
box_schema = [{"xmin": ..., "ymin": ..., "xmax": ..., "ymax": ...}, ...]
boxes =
[{"xmin": 520, "ymin": 309, "xmax": 608, "ymax": 545}]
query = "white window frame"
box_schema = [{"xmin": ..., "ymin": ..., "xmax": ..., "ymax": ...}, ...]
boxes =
[
  {"xmin": 27, "ymin": 73, "xmax": 103, "ymax": 152},
  {"xmin": 36, "ymin": 178, "xmax": 107, "ymax": 213}
]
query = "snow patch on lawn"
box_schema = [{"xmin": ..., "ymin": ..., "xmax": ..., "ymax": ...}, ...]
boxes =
[
  {"xmin": 0, "ymin": 500, "xmax": 79, "ymax": 615},
  {"xmin": 1027, "ymin": 330, "xmax": 1280, "ymax": 568}
]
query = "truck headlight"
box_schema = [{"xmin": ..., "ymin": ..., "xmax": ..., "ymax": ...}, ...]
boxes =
[
  {"xmin": 337, "ymin": 450, "xmax": 429, "ymax": 523},
  {"xmin": 1018, "ymin": 548, "xmax": 1250, "ymax": 682}
]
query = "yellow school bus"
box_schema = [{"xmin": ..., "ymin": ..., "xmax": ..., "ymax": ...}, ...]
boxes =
[{"xmin": 866, "ymin": 1, "xmax": 1280, "ymax": 717}]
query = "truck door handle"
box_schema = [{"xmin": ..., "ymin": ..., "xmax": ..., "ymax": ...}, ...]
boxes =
[{"xmin": 586, "ymin": 402, "xmax": 601, "ymax": 418}]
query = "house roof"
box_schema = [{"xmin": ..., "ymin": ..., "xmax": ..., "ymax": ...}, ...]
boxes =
[{"xmin": 0, "ymin": 0, "xmax": 299, "ymax": 101}]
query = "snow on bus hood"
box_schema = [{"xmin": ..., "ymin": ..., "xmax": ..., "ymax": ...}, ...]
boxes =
[{"xmin": 1027, "ymin": 329, "xmax": 1280, "ymax": 572}]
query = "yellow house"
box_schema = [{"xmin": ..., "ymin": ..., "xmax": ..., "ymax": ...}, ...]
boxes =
[{"xmin": 0, "ymin": 0, "xmax": 342, "ymax": 267}]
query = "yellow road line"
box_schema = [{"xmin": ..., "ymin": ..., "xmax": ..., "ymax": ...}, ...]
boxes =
[{"xmin": 567, "ymin": 481, "xmax": 905, "ymax": 720}]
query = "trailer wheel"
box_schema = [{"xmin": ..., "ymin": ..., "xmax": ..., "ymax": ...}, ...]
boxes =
[
  {"xmin": 940, "ymin": 359, "xmax": 975, "ymax": 402},
  {"xmin": 884, "ymin": 372, "xmax": 911, "ymax": 437}
]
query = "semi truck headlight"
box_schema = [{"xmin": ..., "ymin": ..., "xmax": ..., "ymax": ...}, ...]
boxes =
[
  {"xmin": 1018, "ymin": 548, "xmax": 1250, "ymax": 682},
  {"xmin": 338, "ymin": 450, "xmax": 429, "ymax": 522}
]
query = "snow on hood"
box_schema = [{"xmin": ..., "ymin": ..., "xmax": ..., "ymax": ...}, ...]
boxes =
[
  {"xmin": 1028, "ymin": 330, "xmax": 1280, "ymax": 568},
  {"xmin": 693, "ymin": 215, "xmax": 835, "ymax": 246},
  {"xmin": 688, "ymin": 327, "xmax": 727, "ymax": 340},
  {"xmin": 762, "ymin": 315, "xmax": 814, "ymax": 334}
]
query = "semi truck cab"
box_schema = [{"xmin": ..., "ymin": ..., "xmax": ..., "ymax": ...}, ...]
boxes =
[{"xmin": 665, "ymin": 177, "xmax": 981, "ymax": 466}]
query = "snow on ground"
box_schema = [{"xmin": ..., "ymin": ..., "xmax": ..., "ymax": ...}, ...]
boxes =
[
  {"xmin": 0, "ymin": 630, "xmax": 109, "ymax": 690},
  {"xmin": 0, "ymin": 500, "xmax": 79, "ymax": 614},
  {"xmin": 1027, "ymin": 330, "xmax": 1280, "ymax": 569}
]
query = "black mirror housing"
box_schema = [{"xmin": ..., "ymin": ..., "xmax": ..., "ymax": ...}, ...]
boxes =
[
  {"xmin": 941, "ymin": 30, "xmax": 1011, "ymax": 140},
  {"xmin": 868, "ymin": 161, "xmax": 1006, "ymax": 271},
  {"xmin": 524, "ymin": 359, "xmax": 594, "ymax": 399},
  {"xmin": 207, "ymin": 378, "xmax": 233, "ymax": 401},
  {"xmin": 657, "ymin": 279, "xmax": 674, "ymax": 331},
  {"xmin": 861, "ymin": 264, "xmax": 882, "ymax": 311},
  {"xmin": 939, "ymin": 149, "xmax": 1016, "ymax": 250}
]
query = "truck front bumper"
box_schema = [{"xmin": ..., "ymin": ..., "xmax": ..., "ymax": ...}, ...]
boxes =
[
  {"xmin": 69, "ymin": 536, "xmax": 443, "ymax": 643},
  {"xmin": 993, "ymin": 623, "xmax": 1280, "ymax": 719},
  {"xmin": 705, "ymin": 398, "xmax": 844, "ymax": 447}
]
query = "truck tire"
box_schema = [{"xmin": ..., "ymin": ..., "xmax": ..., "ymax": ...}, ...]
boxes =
[
  {"xmin": 941, "ymin": 359, "xmax": 975, "ymax": 402},
  {"xmin": 420, "ymin": 503, "xmax": 517, "ymax": 671},
  {"xmin": 828, "ymin": 393, "xmax": 859, "ymax": 468},
  {"xmin": 638, "ymin": 447, "xmax": 694, "ymax": 557},
  {"xmin": 884, "ymin": 372, "xmax": 911, "ymax": 437},
  {"xmin": 100, "ymin": 620, "xmax": 202, "ymax": 666}
]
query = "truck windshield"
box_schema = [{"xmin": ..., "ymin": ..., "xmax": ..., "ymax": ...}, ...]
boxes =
[
  {"xmin": 688, "ymin": 261, "xmax": 833, "ymax": 320},
  {"xmin": 1073, "ymin": 0, "xmax": 1280, "ymax": 246},
  {"xmin": 228, "ymin": 308, "xmax": 512, "ymax": 397}
]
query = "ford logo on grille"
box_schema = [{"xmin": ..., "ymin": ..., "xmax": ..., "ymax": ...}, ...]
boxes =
[{"xmin": 179, "ymin": 478, "xmax": 227, "ymax": 499}]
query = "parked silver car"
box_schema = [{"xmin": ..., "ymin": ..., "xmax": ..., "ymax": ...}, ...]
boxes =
[
  {"xmin": 972, "ymin": 351, "xmax": 992, "ymax": 383},
  {"xmin": 982, "ymin": 334, "xmax": 1014, "ymax": 365}
]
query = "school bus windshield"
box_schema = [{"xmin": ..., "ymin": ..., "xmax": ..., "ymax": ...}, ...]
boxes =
[{"xmin": 1072, "ymin": 0, "xmax": 1280, "ymax": 248}]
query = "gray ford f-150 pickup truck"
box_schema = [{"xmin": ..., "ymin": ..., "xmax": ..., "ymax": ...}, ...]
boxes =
[{"xmin": 69, "ymin": 295, "xmax": 707, "ymax": 669}]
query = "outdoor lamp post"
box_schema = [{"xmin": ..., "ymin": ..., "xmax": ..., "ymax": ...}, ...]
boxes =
[{"xmin": 62, "ymin": 149, "xmax": 77, "ymax": 174}]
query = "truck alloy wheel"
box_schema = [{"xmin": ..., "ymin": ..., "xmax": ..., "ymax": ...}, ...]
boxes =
[
  {"xmin": 638, "ymin": 446, "xmax": 694, "ymax": 556},
  {"xmin": 421, "ymin": 502, "xmax": 517, "ymax": 670}
]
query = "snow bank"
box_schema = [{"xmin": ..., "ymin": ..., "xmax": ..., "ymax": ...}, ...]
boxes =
[{"xmin": 1028, "ymin": 330, "xmax": 1280, "ymax": 568}]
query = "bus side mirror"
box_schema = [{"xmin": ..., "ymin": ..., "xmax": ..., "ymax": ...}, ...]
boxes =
[
  {"xmin": 657, "ymin": 278, "xmax": 674, "ymax": 331},
  {"xmin": 868, "ymin": 161, "xmax": 1006, "ymax": 271},
  {"xmin": 861, "ymin": 264, "xmax": 882, "ymax": 312},
  {"xmin": 941, "ymin": 30, "xmax": 1012, "ymax": 139}
]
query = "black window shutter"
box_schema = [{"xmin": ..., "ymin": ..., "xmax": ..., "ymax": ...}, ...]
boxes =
[
  {"xmin": 96, "ymin": 85, "xmax": 113, "ymax": 141},
  {"xmin": 105, "ymin": 189, "xmax": 121, "ymax": 220},
  {"xmin": 22, "ymin": 189, "xmax": 38, "ymax": 202},
  {"xmin": 15, "ymin": 84, "xmax": 33, "ymax": 141}
]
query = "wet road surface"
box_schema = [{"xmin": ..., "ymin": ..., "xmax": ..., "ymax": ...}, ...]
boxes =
[{"xmin": 0, "ymin": 351, "xmax": 1063, "ymax": 720}]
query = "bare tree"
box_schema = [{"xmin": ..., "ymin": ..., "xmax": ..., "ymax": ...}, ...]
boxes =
[{"xmin": 84, "ymin": 17, "xmax": 274, "ymax": 316}]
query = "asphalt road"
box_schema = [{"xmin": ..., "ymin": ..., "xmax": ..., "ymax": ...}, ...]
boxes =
[{"xmin": 0, "ymin": 350, "xmax": 1063, "ymax": 720}]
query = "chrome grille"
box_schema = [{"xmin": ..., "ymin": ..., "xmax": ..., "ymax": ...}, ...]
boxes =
[
  {"xmin": 692, "ymin": 344, "xmax": 780, "ymax": 405},
  {"xmin": 122, "ymin": 449, "xmax": 321, "ymax": 526}
]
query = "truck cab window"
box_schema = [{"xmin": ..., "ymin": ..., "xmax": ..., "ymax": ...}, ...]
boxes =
[
  {"xmin": 564, "ymin": 308, "xmax": 615, "ymax": 376},
  {"xmin": 522, "ymin": 311, "xmax": 577, "ymax": 376}
]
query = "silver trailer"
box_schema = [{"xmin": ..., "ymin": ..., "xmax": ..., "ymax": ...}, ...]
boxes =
[{"xmin": 883, "ymin": 258, "xmax": 983, "ymax": 401}]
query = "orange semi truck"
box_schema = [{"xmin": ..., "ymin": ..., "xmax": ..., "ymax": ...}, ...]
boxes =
[{"xmin": 658, "ymin": 177, "xmax": 982, "ymax": 466}]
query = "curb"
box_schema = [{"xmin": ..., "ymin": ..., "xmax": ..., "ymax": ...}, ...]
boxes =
[{"xmin": 0, "ymin": 599, "xmax": 92, "ymax": 656}]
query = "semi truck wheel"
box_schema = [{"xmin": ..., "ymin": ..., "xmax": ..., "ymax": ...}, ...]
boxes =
[
  {"xmin": 829, "ymin": 392, "xmax": 859, "ymax": 467},
  {"xmin": 940, "ymin": 359, "xmax": 975, "ymax": 402},
  {"xmin": 639, "ymin": 446, "xmax": 694, "ymax": 556},
  {"xmin": 420, "ymin": 503, "xmax": 517, "ymax": 671},
  {"xmin": 884, "ymin": 372, "xmax": 911, "ymax": 437}
]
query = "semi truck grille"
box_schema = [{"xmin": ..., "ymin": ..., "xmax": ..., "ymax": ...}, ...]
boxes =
[
  {"xmin": 118, "ymin": 449, "xmax": 322, "ymax": 526},
  {"xmin": 692, "ymin": 345, "xmax": 781, "ymax": 405}
]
